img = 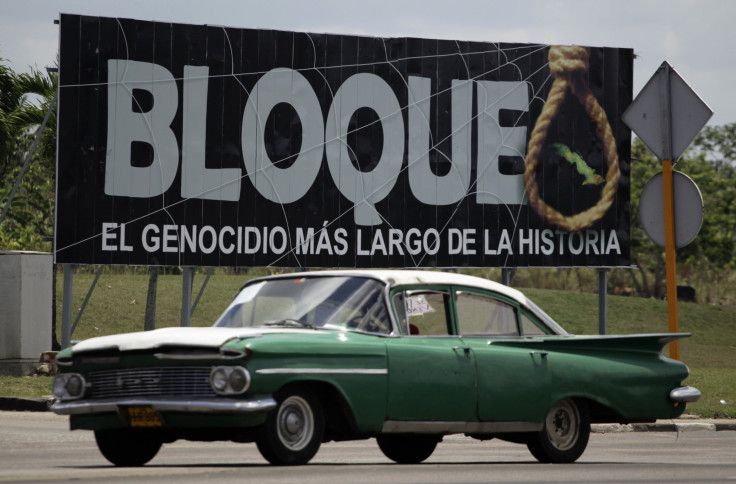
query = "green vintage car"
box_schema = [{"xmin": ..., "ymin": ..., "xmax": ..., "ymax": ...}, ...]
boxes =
[{"xmin": 51, "ymin": 270, "xmax": 700, "ymax": 466}]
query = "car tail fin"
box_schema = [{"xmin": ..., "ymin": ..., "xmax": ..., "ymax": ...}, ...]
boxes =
[{"xmin": 489, "ymin": 333, "xmax": 691, "ymax": 356}]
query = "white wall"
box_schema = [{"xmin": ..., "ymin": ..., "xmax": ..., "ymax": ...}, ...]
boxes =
[{"xmin": 0, "ymin": 252, "xmax": 52, "ymax": 360}]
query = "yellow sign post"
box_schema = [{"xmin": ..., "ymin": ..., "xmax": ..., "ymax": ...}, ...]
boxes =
[{"xmin": 661, "ymin": 159, "xmax": 680, "ymax": 360}]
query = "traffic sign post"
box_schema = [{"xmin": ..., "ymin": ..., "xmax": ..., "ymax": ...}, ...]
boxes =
[
  {"xmin": 623, "ymin": 62, "xmax": 712, "ymax": 360},
  {"xmin": 661, "ymin": 159, "xmax": 679, "ymax": 359}
]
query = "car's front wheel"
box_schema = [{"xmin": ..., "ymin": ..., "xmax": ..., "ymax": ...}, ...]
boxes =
[
  {"xmin": 94, "ymin": 429, "xmax": 162, "ymax": 466},
  {"xmin": 256, "ymin": 387, "xmax": 324, "ymax": 465},
  {"xmin": 527, "ymin": 398, "xmax": 590, "ymax": 463},
  {"xmin": 376, "ymin": 434, "xmax": 440, "ymax": 464}
]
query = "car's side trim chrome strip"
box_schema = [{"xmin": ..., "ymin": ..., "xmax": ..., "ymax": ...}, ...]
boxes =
[
  {"xmin": 255, "ymin": 368, "xmax": 387, "ymax": 375},
  {"xmin": 51, "ymin": 396, "xmax": 277, "ymax": 415},
  {"xmin": 381, "ymin": 420, "xmax": 542, "ymax": 434}
]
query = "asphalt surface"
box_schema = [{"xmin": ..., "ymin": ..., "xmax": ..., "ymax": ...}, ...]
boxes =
[
  {"xmin": 1, "ymin": 396, "xmax": 734, "ymax": 432},
  {"xmin": 3, "ymin": 411, "xmax": 736, "ymax": 484}
]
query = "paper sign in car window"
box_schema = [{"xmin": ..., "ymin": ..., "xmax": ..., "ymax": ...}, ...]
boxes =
[{"xmin": 405, "ymin": 295, "xmax": 436, "ymax": 316}]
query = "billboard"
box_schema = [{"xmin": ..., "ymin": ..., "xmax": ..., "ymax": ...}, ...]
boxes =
[{"xmin": 55, "ymin": 14, "xmax": 633, "ymax": 268}]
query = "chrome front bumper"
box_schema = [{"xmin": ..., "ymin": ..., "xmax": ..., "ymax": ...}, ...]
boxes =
[
  {"xmin": 51, "ymin": 396, "xmax": 277, "ymax": 415},
  {"xmin": 670, "ymin": 386, "xmax": 701, "ymax": 403}
]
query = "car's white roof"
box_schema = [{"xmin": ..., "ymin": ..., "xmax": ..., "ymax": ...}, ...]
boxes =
[
  {"xmin": 269, "ymin": 269, "xmax": 523, "ymax": 307},
  {"xmin": 290, "ymin": 269, "xmax": 519, "ymax": 295}
]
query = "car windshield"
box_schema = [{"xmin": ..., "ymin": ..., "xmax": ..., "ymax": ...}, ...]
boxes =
[{"xmin": 214, "ymin": 276, "xmax": 392, "ymax": 334}]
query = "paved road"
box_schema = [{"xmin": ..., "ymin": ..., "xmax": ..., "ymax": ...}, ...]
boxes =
[{"xmin": 1, "ymin": 411, "xmax": 735, "ymax": 483}]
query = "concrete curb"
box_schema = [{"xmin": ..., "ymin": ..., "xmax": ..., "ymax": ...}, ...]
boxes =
[
  {"xmin": 0, "ymin": 397, "xmax": 54, "ymax": 412},
  {"xmin": 592, "ymin": 420, "xmax": 736, "ymax": 433}
]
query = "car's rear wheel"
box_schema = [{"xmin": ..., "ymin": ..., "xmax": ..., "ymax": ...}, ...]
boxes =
[
  {"xmin": 256, "ymin": 387, "xmax": 324, "ymax": 465},
  {"xmin": 527, "ymin": 398, "xmax": 590, "ymax": 463},
  {"xmin": 94, "ymin": 429, "xmax": 162, "ymax": 466},
  {"xmin": 376, "ymin": 434, "xmax": 440, "ymax": 464}
]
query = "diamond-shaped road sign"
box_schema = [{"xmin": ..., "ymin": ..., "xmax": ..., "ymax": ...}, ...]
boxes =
[{"xmin": 622, "ymin": 61, "xmax": 713, "ymax": 161}]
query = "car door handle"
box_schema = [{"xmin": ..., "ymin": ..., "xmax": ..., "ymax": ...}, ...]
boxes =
[
  {"xmin": 453, "ymin": 346, "xmax": 471, "ymax": 354},
  {"xmin": 530, "ymin": 351, "xmax": 548, "ymax": 358}
]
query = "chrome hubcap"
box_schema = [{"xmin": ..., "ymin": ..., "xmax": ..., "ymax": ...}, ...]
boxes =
[
  {"xmin": 276, "ymin": 395, "xmax": 314, "ymax": 451},
  {"xmin": 545, "ymin": 399, "xmax": 580, "ymax": 451},
  {"xmin": 284, "ymin": 411, "xmax": 302, "ymax": 434}
]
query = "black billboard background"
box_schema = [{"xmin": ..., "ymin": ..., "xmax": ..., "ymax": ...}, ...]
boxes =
[{"xmin": 56, "ymin": 14, "xmax": 633, "ymax": 268}]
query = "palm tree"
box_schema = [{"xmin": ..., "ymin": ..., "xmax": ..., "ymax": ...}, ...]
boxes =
[
  {"xmin": 0, "ymin": 59, "xmax": 57, "ymax": 250},
  {"xmin": 0, "ymin": 59, "xmax": 24, "ymax": 179},
  {"xmin": 13, "ymin": 66, "xmax": 58, "ymax": 170}
]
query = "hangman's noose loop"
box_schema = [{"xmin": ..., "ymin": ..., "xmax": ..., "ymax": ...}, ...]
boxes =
[{"xmin": 523, "ymin": 45, "xmax": 620, "ymax": 232}]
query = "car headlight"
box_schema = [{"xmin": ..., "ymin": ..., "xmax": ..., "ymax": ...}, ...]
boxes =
[
  {"xmin": 210, "ymin": 368, "xmax": 229, "ymax": 392},
  {"xmin": 227, "ymin": 368, "xmax": 249, "ymax": 393},
  {"xmin": 52, "ymin": 373, "xmax": 86, "ymax": 401},
  {"xmin": 209, "ymin": 366, "xmax": 250, "ymax": 395}
]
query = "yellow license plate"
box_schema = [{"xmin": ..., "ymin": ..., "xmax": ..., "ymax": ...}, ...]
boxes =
[{"xmin": 125, "ymin": 406, "xmax": 163, "ymax": 427}]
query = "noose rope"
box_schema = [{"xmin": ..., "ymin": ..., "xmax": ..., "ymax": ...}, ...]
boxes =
[{"xmin": 523, "ymin": 46, "xmax": 620, "ymax": 232}]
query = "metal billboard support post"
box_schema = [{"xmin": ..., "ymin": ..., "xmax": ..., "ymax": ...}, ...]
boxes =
[
  {"xmin": 501, "ymin": 268, "xmax": 516, "ymax": 286},
  {"xmin": 61, "ymin": 264, "xmax": 74, "ymax": 348},
  {"xmin": 190, "ymin": 266, "xmax": 214, "ymax": 316},
  {"xmin": 598, "ymin": 269, "xmax": 608, "ymax": 335},
  {"xmin": 69, "ymin": 265, "xmax": 104, "ymax": 337},
  {"xmin": 181, "ymin": 267, "xmax": 194, "ymax": 327}
]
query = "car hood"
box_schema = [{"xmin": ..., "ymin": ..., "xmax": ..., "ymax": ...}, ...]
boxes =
[{"xmin": 69, "ymin": 326, "xmax": 305, "ymax": 354}]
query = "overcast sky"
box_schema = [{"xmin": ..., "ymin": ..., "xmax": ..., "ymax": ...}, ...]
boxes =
[{"xmin": 0, "ymin": 0, "xmax": 732, "ymax": 126}]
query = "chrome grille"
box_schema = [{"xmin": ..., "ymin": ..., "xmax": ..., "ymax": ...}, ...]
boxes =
[{"xmin": 86, "ymin": 367, "xmax": 215, "ymax": 399}]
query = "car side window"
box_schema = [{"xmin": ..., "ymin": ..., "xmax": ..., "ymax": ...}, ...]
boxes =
[
  {"xmin": 393, "ymin": 291, "xmax": 451, "ymax": 335},
  {"xmin": 455, "ymin": 291, "xmax": 519, "ymax": 336},
  {"xmin": 520, "ymin": 311, "xmax": 550, "ymax": 336}
]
